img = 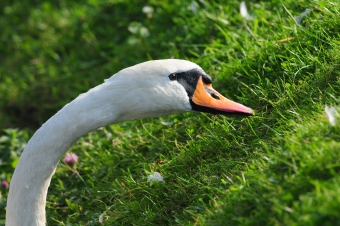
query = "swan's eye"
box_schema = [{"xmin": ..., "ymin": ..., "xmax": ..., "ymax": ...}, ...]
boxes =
[{"xmin": 168, "ymin": 73, "xmax": 177, "ymax": 81}]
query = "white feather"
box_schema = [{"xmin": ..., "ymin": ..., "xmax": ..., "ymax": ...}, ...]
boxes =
[{"xmin": 147, "ymin": 172, "xmax": 164, "ymax": 185}]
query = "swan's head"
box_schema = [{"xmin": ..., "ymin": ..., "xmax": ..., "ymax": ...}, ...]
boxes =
[{"xmin": 104, "ymin": 59, "xmax": 253, "ymax": 122}]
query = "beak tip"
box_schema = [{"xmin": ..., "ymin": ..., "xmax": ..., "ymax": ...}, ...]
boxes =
[
  {"xmin": 237, "ymin": 104, "xmax": 254, "ymax": 116},
  {"xmin": 248, "ymin": 108, "xmax": 255, "ymax": 115},
  {"xmin": 250, "ymin": 109, "xmax": 255, "ymax": 116}
]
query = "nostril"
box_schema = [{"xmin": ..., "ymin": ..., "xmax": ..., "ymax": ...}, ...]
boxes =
[
  {"xmin": 205, "ymin": 87, "xmax": 220, "ymax": 100},
  {"xmin": 211, "ymin": 92, "xmax": 220, "ymax": 100}
]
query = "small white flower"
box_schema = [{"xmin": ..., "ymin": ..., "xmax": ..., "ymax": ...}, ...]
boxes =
[
  {"xmin": 325, "ymin": 105, "xmax": 338, "ymax": 126},
  {"xmin": 142, "ymin": 6, "xmax": 153, "ymax": 18},
  {"xmin": 142, "ymin": 6, "xmax": 153, "ymax": 14},
  {"xmin": 240, "ymin": 1, "xmax": 255, "ymax": 21},
  {"xmin": 147, "ymin": 172, "xmax": 164, "ymax": 185}
]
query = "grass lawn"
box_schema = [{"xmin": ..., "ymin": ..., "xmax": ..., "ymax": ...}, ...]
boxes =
[{"xmin": 1, "ymin": 0, "xmax": 340, "ymax": 225}]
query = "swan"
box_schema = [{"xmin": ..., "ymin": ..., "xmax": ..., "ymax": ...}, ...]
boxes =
[{"xmin": 5, "ymin": 59, "xmax": 253, "ymax": 225}]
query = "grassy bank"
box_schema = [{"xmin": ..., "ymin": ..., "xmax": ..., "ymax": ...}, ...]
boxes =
[{"xmin": 1, "ymin": 0, "xmax": 340, "ymax": 225}]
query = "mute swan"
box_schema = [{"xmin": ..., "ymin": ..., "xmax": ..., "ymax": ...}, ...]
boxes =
[{"xmin": 6, "ymin": 59, "xmax": 253, "ymax": 225}]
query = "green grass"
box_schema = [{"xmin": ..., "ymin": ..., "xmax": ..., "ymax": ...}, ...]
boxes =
[{"xmin": 1, "ymin": 0, "xmax": 340, "ymax": 225}]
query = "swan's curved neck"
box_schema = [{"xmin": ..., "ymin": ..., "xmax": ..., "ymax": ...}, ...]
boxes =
[
  {"xmin": 6, "ymin": 83, "xmax": 122, "ymax": 226},
  {"xmin": 6, "ymin": 59, "xmax": 197, "ymax": 225}
]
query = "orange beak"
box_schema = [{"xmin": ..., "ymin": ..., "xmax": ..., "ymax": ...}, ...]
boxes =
[{"xmin": 192, "ymin": 77, "xmax": 253, "ymax": 115}]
